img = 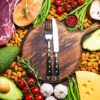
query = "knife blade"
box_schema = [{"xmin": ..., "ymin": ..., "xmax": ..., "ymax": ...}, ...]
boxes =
[
  {"xmin": 52, "ymin": 17, "xmax": 59, "ymax": 80},
  {"xmin": 52, "ymin": 17, "xmax": 59, "ymax": 52}
]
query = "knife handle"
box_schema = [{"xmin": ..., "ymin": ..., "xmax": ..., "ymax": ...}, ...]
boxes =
[
  {"xmin": 54, "ymin": 53, "xmax": 59, "ymax": 80},
  {"xmin": 47, "ymin": 41, "xmax": 52, "ymax": 80}
]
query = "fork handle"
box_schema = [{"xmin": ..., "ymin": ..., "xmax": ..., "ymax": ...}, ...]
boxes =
[
  {"xmin": 47, "ymin": 41, "xmax": 52, "ymax": 80},
  {"xmin": 54, "ymin": 52, "xmax": 59, "ymax": 80}
]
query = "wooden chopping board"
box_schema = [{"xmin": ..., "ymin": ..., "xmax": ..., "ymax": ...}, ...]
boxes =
[{"xmin": 22, "ymin": 22, "xmax": 100, "ymax": 83}]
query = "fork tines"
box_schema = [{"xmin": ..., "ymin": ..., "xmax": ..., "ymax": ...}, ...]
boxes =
[{"xmin": 45, "ymin": 20, "xmax": 52, "ymax": 80}]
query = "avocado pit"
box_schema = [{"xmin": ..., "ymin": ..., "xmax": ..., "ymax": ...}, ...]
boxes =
[{"xmin": 0, "ymin": 81, "xmax": 10, "ymax": 93}]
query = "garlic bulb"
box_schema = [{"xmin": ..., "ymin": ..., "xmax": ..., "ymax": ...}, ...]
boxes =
[
  {"xmin": 89, "ymin": 0, "xmax": 100, "ymax": 21},
  {"xmin": 40, "ymin": 83, "xmax": 53, "ymax": 97},
  {"xmin": 54, "ymin": 84, "xmax": 68, "ymax": 99},
  {"xmin": 45, "ymin": 96, "xmax": 57, "ymax": 100}
]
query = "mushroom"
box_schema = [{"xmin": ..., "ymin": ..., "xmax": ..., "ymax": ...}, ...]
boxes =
[
  {"xmin": 45, "ymin": 96, "xmax": 57, "ymax": 100},
  {"xmin": 54, "ymin": 84, "xmax": 68, "ymax": 99},
  {"xmin": 89, "ymin": 0, "xmax": 100, "ymax": 21},
  {"xmin": 40, "ymin": 83, "xmax": 53, "ymax": 97}
]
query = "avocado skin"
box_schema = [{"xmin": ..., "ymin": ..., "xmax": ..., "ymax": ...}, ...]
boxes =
[
  {"xmin": 0, "ymin": 76, "xmax": 23, "ymax": 100},
  {"xmin": 0, "ymin": 45, "xmax": 19, "ymax": 73}
]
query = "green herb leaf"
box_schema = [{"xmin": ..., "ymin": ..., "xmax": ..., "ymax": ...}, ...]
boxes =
[
  {"xmin": 18, "ymin": 58, "xmax": 40, "ymax": 87},
  {"xmin": 24, "ymin": 6, "xmax": 29, "ymax": 19},
  {"xmin": 66, "ymin": 26, "xmax": 77, "ymax": 31}
]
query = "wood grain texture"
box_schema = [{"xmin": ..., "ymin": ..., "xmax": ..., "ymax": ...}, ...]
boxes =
[{"xmin": 22, "ymin": 22, "xmax": 100, "ymax": 83}]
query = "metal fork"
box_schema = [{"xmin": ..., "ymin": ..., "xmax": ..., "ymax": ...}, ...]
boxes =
[{"xmin": 45, "ymin": 20, "xmax": 52, "ymax": 80}]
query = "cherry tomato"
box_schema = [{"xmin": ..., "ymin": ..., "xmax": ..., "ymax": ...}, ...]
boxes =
[
  {"xmin": 73, "ymin": 0, "xmax": 78, "ymax": 1},
  {"xmin": 64, "ymin": 0, "xmax": 72, "ymax": 3},
  {"xmin": 64, "ymin": 3, "xmax": 72, "ymax": 13},
  {"xmin": 56, "ymin": 6, "xmax": 63, "ymax": 15},
  {"xmin": 25, "ymin": 94, "xmax": 33, "ymax": 100},
  {"xmin": 34, "ymin": 94, "xmax": 44, "ymax": 100},
  {"xmin": 78, "ymin": 0, "xmax": 85, "ymax": 5},
  {"xmin": 17, "ymin": 79, "xmax": 26, "ymax": 89},
  {"xmin": 31, "ymin": 86, "xmax": 40, "ymax": 95},
  {"xmin": 73, "ymin": 1, "xmax": 79, "ymax": 8},
  {"xmin": 53, "ymin": 0, "xmax": 63, "ymax": 6},
  {"xmin": 23, "ymin": 87, "xmax": 30, "ymax": 94},
  {"xmin": 26, "ymin": 77, "xmax": 36, "ymax": 87}
]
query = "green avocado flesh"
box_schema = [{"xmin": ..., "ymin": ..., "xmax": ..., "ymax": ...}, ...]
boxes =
[
  {"xmin": 0, "ymin": 45, "xmax": 19, "ymax": 73},
  {"xmin": 83, "ymin": 29, "xmax": 100, "ymax": 51},
  {"xmin": 0, "ymin": 76, "xmax": 23, "ymax": 100}
]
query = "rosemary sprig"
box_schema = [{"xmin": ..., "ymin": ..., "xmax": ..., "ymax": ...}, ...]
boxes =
[
  {"xmin": 23, "ymin": 2, "xmax": 29, "ymax": 19},
  {"xmin": 18, "ymin": 58, "xmax": 40, "ymax": 87},
  {"xmin": 24, "ymin": 7, "xmax": 28, "ymax": 19}
]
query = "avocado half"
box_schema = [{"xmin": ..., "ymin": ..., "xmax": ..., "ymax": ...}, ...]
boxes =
[
  {"xmin": 0, "ymin": 76, "xmax": 23, "ymax": 100},
  {"xmin": 83, "ymin": 29, "xmax": 100, "ymax": 51},
  {"xmin": 0, "ymin": 45, "xmax": 19, "ymax": 73}
]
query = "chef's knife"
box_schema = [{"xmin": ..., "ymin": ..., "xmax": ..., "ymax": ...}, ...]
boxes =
[{"xmin": 52, "ymin": 17, "xmax": 59, "ymax": 80}]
